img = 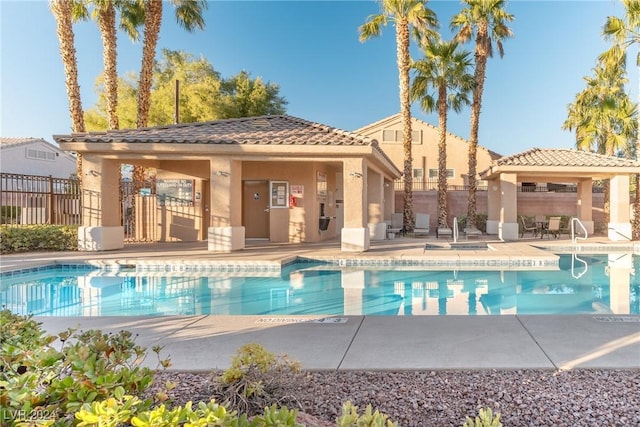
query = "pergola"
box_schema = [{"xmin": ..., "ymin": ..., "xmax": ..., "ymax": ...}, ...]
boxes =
[{"xmin": 480, "ymin": 148, "xmax": 640, "ymax": 241}]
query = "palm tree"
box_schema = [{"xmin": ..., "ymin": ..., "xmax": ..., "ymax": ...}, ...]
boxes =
[
  {"xmin": 359, "ymin": 0, "xmax": 438, "ymax": 232},
  {"xmin": 50, "ymin": 0, "xmax": 86, "ymax": 182},
  {"xmin": 137, "ymin": 0, "xmax": 207, "ymax": 129},
  {"xmin": 411, "ymin": 37, "xmax": 473, "ymax": 230},
  {"xmin": 451, "ymin": 0, "xmax": 514, "ymax": 230},
  {"xmin": 563, "ymin": 58, "xmax": 637, "ymax": 223},
  {"xmin": 603, "ymin": 0, "xmax": 640, "ymax": 239}
]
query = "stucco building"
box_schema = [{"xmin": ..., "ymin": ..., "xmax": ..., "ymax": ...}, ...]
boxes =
[
  {"xmin": 54, "ymin": 115, "xmax": 400, "ymax": 252},
  {"xmin": 354, "ymin": 113, "xmax": 501, "ymax": 189}
]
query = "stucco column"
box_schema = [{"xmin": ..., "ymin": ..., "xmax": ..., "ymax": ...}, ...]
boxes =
[
  {"xmin": 367, "ymin": 170, "xmax": 386, "ymax": 240},
  {"xmin": 78, "ymin": 155, "xmax": 123, "ymax": 251},
  {"xmin": 208, "ymin": 157, "xmax": 245, "ymax": 251},
  {"xmin": 342, "ymin": 158, "xmax": 370, "ymax": 251},
  {"xmin": 486, "ymin": 178, "xmax": 500, "ymax": 235},
  {"xmin": 608, "ymin": 174, "xmax": 632, "ymax": 241},
  {"xmin": 384, "ymin": 179, "xmax": 395, "ymax": 221},
  {"xmin": 498, "ymin": 173, "xmax": 518, "ymax": 240},
  {"xmin": 576, "ymin": 179, "xmax": 594, "ymax": 234}
]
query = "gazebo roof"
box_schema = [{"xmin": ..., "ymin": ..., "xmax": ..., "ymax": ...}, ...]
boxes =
[
  {"xmin": 54, "ymin": 115, "xmax": 377, "ymax": 147},
  {"xmin": 480, "ymin": 148, "xmax": 640, "ymax": 181}
]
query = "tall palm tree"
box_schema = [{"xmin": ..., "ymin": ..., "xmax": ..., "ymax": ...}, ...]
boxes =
[
  {"xmin": 451, "ymin": 0, "xmax": 514, "ymax": 229},
  {"xmin": 359, "ymin": 0, "xmax": 438, "ymax": 232},
  {"xmin": 411, "ymin": 38, "xmax": 473, "ymax": 230},
  {"xmin": 50, "ymin": 0, "xmax": 86, "ymax": 182},
  {"xmin": 563, "ymin": 57, "xmax": 637, "ymax": 223},
  {"xmin": 603, "ymin": 0, "xmax": 640, "ymax": 239},
  {"xmin": 137, "ymin": 0, "xmax": 207, "ymax": 129}
]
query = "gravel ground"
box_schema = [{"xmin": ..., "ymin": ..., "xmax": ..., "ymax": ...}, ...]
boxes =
[{"xmin": 151, "ymin": 369, "xmax": 640, "ymax": 427}]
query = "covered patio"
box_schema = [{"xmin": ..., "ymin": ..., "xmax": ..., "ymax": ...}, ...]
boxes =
[
  {"xmin": 481, "ymin": 148, "xmax": 640, "ymax": 241},
  {"xmin": 54, "ymin": 115, "xmax": 401, "ymax": 252}
]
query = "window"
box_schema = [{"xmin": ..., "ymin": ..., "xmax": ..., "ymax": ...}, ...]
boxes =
[
  {"xmin": 413, "ymin": 169, "xmax": 424, "ymax": 179},
  {"xmin": 381, "ymin": 129, "xmax": 422, "ymax": 144},
  {"xmin": 428, "ymin": 169, "xmax": 454, "ymax": 178}
]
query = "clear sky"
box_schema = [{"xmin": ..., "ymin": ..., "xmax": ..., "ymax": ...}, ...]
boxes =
[{"xmin": 0, "ymin": 0, "xmax": 634, "ymax": 156}]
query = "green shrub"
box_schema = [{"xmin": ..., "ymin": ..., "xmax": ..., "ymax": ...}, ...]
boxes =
[
  {"xmin": 456, "ymin": 213, "xmax": 488, "ymax": 233},
  {"xmin": 463, "ymin": 407, "xmax": 502, "ymax": 427},
  {"xmin": 336, "ymin": 401, "xmax": 397, "ymax": 427},
  {"xmin": 210, "ymin": 343, "xmax": 303, "ymax": 416},
  {"xmin": 0, "ymin": 205, "xmax": 21, "ymax": 224},
  {"xmin": 0, "ymin": 225, "xmax": 78, "ymax": 253},
  {"xmin": 0, "ymin": 309, "xmax": 169, "ymax": 426}
]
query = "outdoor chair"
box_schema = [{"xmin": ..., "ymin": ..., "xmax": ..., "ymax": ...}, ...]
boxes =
[
  {"xmin": 386, "ymin": 212, "xmax": 404, "ymax": 238},
  {"xmin": 519, "ymin": 216, "xmax": 538, "ymax": 238},
  {"xmin": 414, "ymin": 213, "xmax": 431, "ymax": 237},
  {"xmin": 545, "ymin": 216, "xmax": 562, "ymax": 239},
  {"xmin": 436, "ymin": 218, "xmax": 452, "ymax": 239}
]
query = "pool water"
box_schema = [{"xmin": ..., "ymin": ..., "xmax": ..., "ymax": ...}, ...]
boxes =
[{"xmin": 1, "ymin": 254, "xmax": 638, "ymax": 317}]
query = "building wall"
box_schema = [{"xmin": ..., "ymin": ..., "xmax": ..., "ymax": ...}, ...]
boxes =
[
  {"xmin": 356, "ymin": 116, "xmax": 497, "ymax": 187},
  {"xmin": 1, "ymin": 140, "xmax": 77, "ymax": 178},
  {"xmin": 396, "ymin": 191, "xmax": 606, "ymax": 234}
]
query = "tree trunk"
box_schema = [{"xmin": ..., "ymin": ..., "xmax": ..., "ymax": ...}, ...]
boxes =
[
  {"xmin": 437, "ymin": 85, "xmax": 448, "ymax": 229},
  {"xmin": 137, "ymin": 0, "xmax": 162, "ymax": 129},
  {"xmin": 50, "ymin": 0, "xmax": 85, "ymax": 183},
  {"xmin": 396, "ymin": 17, "xmax": 414, "ymax": 231},
  {"xmin": 467, "ymin": 24, "xmax": 489, "ymax": 229},
  {"xmin": 98, "ymin": 2, "xmax": 119, "ymax": 130}
]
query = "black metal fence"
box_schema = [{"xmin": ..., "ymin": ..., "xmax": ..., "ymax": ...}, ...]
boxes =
[{"xmin": 0, "ymin": 173, "xmax": 81, "ymax": 226}]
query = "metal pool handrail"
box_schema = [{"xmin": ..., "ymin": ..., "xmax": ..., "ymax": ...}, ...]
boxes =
[
  {"xmin": 571, "ymin": 252, "xmax": 588, "ymax": 279},
  {"xmin": 453, "ymin": 216, "xmax": 459, "ymax": 243},
  {"xmin": 571, "ymin": 217, "xmax": 588, "ymax": 245}
]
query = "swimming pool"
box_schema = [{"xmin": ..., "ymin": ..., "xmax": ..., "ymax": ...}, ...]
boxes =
[{"xmin": 1, "ymin": 254, "xmax": 638, "ymax": 316}]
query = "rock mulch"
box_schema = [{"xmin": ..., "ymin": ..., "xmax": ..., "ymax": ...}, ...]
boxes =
[{"xmin": 151, "ymin": 369, "xmax": 640, "ymax": 426}]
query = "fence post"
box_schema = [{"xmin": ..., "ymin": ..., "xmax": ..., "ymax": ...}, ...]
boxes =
[{"xmin": 48, "ymin": 175, "xmax": 54, "ymax": 224}]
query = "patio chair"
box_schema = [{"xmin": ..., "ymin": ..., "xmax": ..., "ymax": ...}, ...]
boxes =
[
  {"xmin": 414, "ymin": 213, "xmax": 430, "ymax": 237},
  {"xmin": 436, "ymin": 218, "xmax": 452, "ymax": 239},
  {"xmin": 519, "ymin": 216, "xmax": 538, "ymax": 238},
  {"xmin": 386, "ymin": 212, "xmax": 404, "ymax": 238},
  {"xmin": 546, "ymin": 216, "xmax": 562, "ymax": 239}
]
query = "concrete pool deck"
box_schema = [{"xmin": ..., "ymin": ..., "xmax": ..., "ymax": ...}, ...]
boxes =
[{"xmin": 2, "ymin": 235, "xmax": 639, "ymax": 371}]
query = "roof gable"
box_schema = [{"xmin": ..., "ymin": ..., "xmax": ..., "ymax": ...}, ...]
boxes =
[{"xmin": 495, "ymin": 147, "xmax": 640, "ymax": 168}]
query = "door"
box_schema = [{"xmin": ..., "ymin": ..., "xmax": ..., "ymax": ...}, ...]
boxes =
[
  {"xmin": 243, "ymin": 180, "xmax": 270, "ymax": 238},
  {"xmin": 200, "ymin": 180, "xmax": 210, "ymax": 240}
]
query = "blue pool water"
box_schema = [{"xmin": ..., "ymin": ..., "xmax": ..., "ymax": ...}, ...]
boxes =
[{"xmin": 1, "ymin": 254, "xmax": 638, "ymax": 317}]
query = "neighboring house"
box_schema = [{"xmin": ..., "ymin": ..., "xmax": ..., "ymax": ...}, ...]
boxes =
[
  {"xmin": 0, "ymin": 137, "xmax": 77, "ymax": 178},
  {"xmin": 354, "ymin": 113, "xmax": 501, "ymax": 189}
]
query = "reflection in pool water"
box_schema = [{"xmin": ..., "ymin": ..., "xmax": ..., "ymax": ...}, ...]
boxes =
[{"xmin": 1, "ymin": 254, "xmax": 638, "ymax": 317}]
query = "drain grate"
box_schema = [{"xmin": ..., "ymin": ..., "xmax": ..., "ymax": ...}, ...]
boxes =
[
  {"xmin": 256, "ymin": 317, "xmax": 348, "ymax": 324},
  {"xmin": 593, "ymin": 316, "xmax": 640, "ymax": 322}
]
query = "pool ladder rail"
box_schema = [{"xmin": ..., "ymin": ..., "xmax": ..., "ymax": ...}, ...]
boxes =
[{"xmin": 570, "ymin": 217, "xmax": 588, "ymax": 246}]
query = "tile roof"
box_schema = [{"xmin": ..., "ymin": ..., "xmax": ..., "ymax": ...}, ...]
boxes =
[
  {"xmin": 53, "ymin": 115, "xmax": 377, "ymax": 147},
  {"xmin": 0, "ymin": 137, "xmax": 50, "ymax": 148},
  {"xmin": 493, "ymin": 147, "xmax": 640, "ymax": 168}
]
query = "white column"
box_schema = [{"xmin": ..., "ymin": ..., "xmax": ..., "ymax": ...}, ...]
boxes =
[
  {"xmin": 486, "ymin": 178, "xmax": 500, "ymax": 235},
  {"xmin": 367, "ymin": 170, "xmax": 386, "ymax": 240},
  {"xmin": 577, "ymin": 179, "xmax": 594, "ymax": 234}
]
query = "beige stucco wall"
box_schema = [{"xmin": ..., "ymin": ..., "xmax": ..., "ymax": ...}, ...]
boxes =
[
  {"xmin": 243, "ymin": 161, "xmax": 342, "ymax": 243},
  {"xmin": 356, "ymin": 116, "xmax": 496, "ymax": 187}
]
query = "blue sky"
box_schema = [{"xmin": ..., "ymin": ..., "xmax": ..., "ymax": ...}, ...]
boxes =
[{"xmin": 0, "ymin": 0, "xmax": 634, "ymax": 156}]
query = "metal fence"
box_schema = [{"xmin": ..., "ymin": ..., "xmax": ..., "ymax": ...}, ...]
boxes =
[
  {"xmin": 393, "ymin": 179, "xmax": 604, "ymax": 193},
  {"xmin": 0, "ymin": 173, "xmax": 81, "ymax": 226}
]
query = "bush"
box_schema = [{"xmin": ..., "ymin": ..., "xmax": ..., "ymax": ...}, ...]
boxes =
[
  {"xmin": 0, "ymin": 308, "xmax": 169, "ymax": 425},
  {"xmin": 0, "ymin": 225, "xmax": 78, "ymax": 253},
  {"xmin": 463, "ymin": 407, "xmax": 502, "ymax": 427},
  {"xmin": 209, "ymin": 343, "xmax": 304, "ymax": 416},
  {"xmin": 456, "ymin": 213, "xmax": 488, "ymax": 233},
  {"xmin": 336, "ymin": 401, "xmax": 398, "ymax": 427},
  {"xmin": 0, "ymin": 205, "xmax": 21, "ymax": 224}
]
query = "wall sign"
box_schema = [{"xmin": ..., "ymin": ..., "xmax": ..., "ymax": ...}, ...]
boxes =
[
  {"xmin": 156, "ymin": 179, "xmax": 194, "ymax": 206},
  {"xmin": 270, "ymin": 181, "xmax": 289, "ymax": 208}
]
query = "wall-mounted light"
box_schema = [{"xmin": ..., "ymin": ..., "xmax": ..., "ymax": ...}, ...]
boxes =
[
  {"xmin": 216, "ymin": 171, "xmax": 230, "ymax": 177},
  {"xmin": 384, "ymin": 182, "xmax": 390, "ymax": 188},
  {"xmin": 86, "ymin": 169, "xmax": 99, "ymax": 177},
  {"xmin": 349, "ymin": 172, "xmax": 363, "ymax": 178}
]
